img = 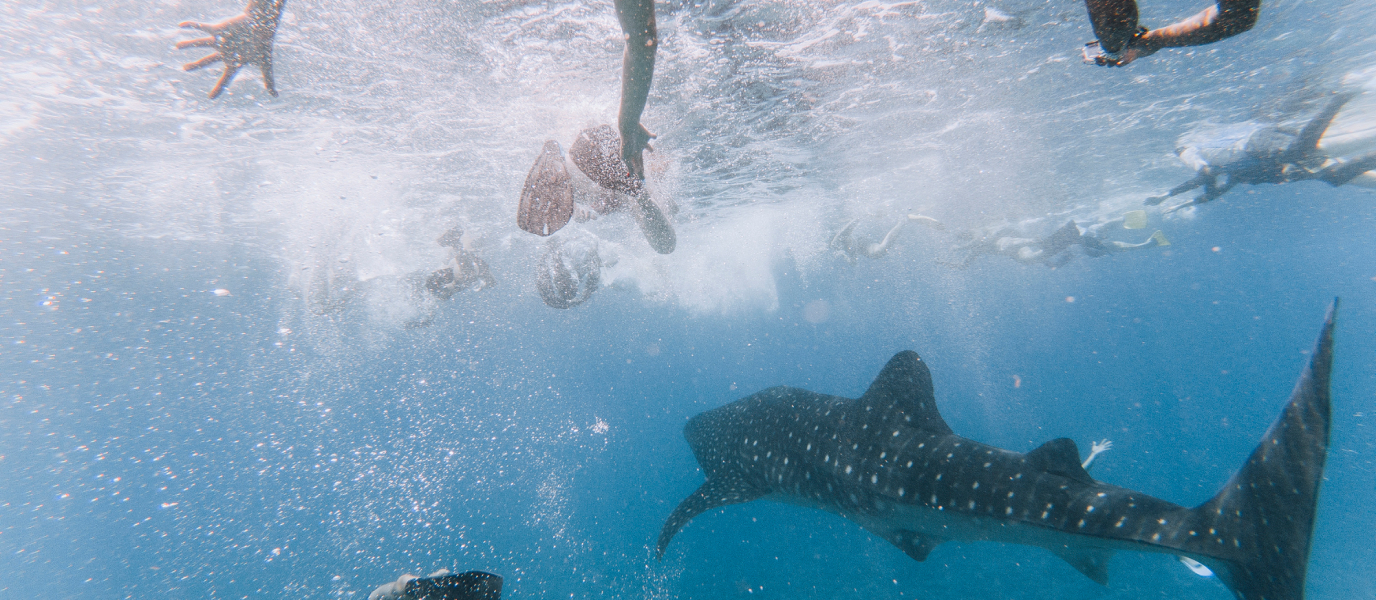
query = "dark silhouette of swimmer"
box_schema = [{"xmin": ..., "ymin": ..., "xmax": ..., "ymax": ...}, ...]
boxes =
[
  {"xmin": 424, "ymin": 227, "xmax": 496, "ymax": 301},
  {"xmin": 1082, "ymin": 0, "xmax": 1259, "ymax": 67},
  {"xmin": 1146, "ymin": 92, "xmax": 1376, "ymax": 211},
  {"xmin": 175, "ymin": 0, "xmax": 286, "ymax": 98},
  {"xmin": 369, "ymin": 569, "xmax": 502, "ymax": 600},
  {"xmin": 950, "ymin": 220, "xmax": 1168, "ymax": 268},
  {"xmin": 518, "ymin": 141, "xmax": 574, "ymax": 237},
  {"xmin": 536, "ymin": 235, "xmax": 601, "ymax": 309}
]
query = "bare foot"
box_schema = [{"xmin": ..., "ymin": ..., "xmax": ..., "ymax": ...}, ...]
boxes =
[{"xmin": 176, "ymin": 0, "xmax": 286, "ymax": 99}]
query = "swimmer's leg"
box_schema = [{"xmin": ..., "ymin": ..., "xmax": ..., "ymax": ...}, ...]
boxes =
[
  {"xmin": 830, "ymin": 219, "xmax": 859, "ymax": 250},
  {"xmin": 1316, "ymin": 151, "xmax": 1376, "ymax": 186},
  {"xmin": 1146, "ymin": 171, "xmax": 1212, "ymax": 205},
  {"xmin": 864, "ymin": 218, "xmax": 908, "ymax": 258},
  {"xmin": 908, "ymin": 213, "xmax": 945, "ymax": 229},
  {"xmin": 1107, "ymin": 229, "xmax": 1170, "ymax": 251},
  {"xmin": 830, "ymin": 219, "xmax": 861, "ymax": 263},
  {"xmin": 1285, "ymin": 92, "xmax": 1359, "ymax": 163},
  {"xmin": 615, "ymin": 0, "xmax": 657, "ymax": 181}
]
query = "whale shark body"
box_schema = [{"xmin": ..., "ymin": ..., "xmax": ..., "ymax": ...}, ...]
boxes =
[{"xmin": 658, "ymin": 301, "xmax": 1337, "ymax": 600}]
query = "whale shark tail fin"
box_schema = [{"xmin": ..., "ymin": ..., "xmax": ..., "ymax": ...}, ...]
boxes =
[{"xmin": 1181, "ymin": 299, "xmax": 1336, "ymax": 600}]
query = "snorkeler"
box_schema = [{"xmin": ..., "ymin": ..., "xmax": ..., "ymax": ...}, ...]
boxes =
[
  {"xmin": 174, "ymin": 0, "xmax": 286, "ymax": 98},
  {"xmin": 423, "ymin": 226, "xmax": 497, "ymax": 301},
  {"xmin": 950, "ymin": 220, "xmax": 1168, "ymax": 268},
  {"xmin": 1146, "ymin": 92, "xmax": 1376, "ymax": 211},
  {"xmin": 1081, "ymin": 0, "xmax": 1260, "ymax": 67},
  {"xmin": 830, "ymin": 213, "xmax": 944, "ymax": 263},
  {"xmin": 369, "ymin": 569, "xmax": 502, "ymax": 600}
]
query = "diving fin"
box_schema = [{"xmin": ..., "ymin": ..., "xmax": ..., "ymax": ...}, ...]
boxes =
[
  {"xmin": 517, "ymin": 140, "xmax": 574, "ymax": 237},
  {"xmin": 1123, "ymin": 210, "xmax": 1147, "ymax": 229},
  {"xmin": 569, "ymin": 125, "xmax": 643, "ymax": 195},
  {"xmin": 632, "ymin": 192, "xmax": 676, "ymax": 254},
  {"xmin": 1150, "ymin": 230, "xmax": 1170, "ymax": 246}
]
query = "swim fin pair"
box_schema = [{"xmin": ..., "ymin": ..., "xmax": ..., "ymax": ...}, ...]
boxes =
[{"xmin": 517, "ymin": 127, "xmax": 675, "ymax": 254}]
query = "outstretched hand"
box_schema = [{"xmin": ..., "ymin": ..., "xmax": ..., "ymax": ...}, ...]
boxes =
[
  {"xmin": 1082, "ymin": 438, "xmax": 1113, "ymax": 471},
  {"xmin": 176, "ymin": 0, "xmax": 286, "ymax": 99},
  {"xmin": 620, "ymin": 123, "xmax": 656, "ymax": 181}
]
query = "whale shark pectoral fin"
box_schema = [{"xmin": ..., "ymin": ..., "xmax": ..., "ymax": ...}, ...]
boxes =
[
  {"xmin": 1024, "ymin": 438, "xmax": 1095, "ymax": 485},
  {"xmin": 877, "ymin": 528, "xmax": 944, "ymax": 562},
  {"xmin": 859, "ymin": 351, "xmax": 952, "ymax": 434},
  {"xmin": 1049, "ymin": 545, "xmax": 1114, "ymax": 586},
  {"xmin": 657, "ymin": 475, "xmax": 765, "ymax": 559}
]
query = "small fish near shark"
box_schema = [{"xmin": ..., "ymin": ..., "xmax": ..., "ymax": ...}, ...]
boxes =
[{"xmin": 658, "ymin": 300, "xmax": 1338, "ymax": 600}]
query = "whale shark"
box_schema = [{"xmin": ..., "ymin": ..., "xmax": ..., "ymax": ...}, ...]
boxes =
[{"xmin": 658, "ymin": 301, "xmax": 1337, "ymax": 600}]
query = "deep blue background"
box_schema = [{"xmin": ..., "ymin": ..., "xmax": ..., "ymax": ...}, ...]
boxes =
[{"xmin": 3, "ymin": 181, "xmax": 1373, "ymax": 599}]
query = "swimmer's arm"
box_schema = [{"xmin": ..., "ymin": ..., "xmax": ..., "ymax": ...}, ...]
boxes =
[
  {"xmin": 1082, "ymin": 439, "xmax": 1113, "ymax": 471},
  {"xmin": 1147, "ymin": 171, "xmax": 1212, "ymax": 205},
  {"xmin": 1094, "ymin": 0, "xmax": 1258, "ymax": 66},
  {"xmin": 1132, "ymin": 0, "xmax": 1259, "ymax": 57},
  {"xmin": 615, "ymin": 0, "xmax": 657, "ymax": 180},
  {"xmin": 864, "ymin": 219, "xmax": 908, "ymax": 257}
]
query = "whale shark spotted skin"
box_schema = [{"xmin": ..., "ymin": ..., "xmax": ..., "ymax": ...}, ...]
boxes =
[{"xmin": 658, "ymin": 301, "xmax": 1338, "ymax": 600}]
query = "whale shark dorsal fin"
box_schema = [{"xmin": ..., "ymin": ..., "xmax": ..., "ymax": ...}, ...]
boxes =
[
  {"xmin": 1025, "ymin": 438, "xmax": 1095, "ymax": 485},
  {"xmin": 859, "ymin": 351, "xmax": 952, "ymax": 434}
]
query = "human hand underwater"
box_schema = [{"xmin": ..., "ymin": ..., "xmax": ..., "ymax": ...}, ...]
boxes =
[
  {"xmin": 619, "ymin": 123, "xmax": 656, "ymax": 181},
  {"xmin": 176, "ymin": 0, "xmax": 286, "ymax": 99},
  {"xmin": 1090, "ymin": 439, "xmax": 1113, "ymax": 456},
  {"xmin": 1082, "ymin": 30, "xmax": 1156, "ymax": 68}
]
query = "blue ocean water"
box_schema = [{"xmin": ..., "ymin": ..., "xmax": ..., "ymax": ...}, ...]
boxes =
[{"xmin": 2, "ymin": 0, "xmax": 1374, "ymax": 598}]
